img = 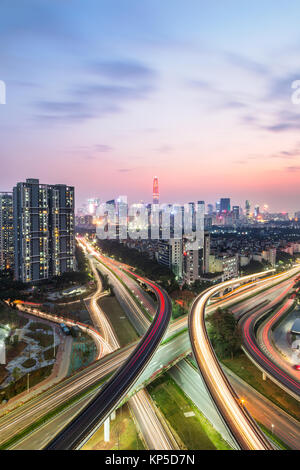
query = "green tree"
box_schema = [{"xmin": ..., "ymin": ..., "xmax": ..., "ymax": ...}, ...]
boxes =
[
  {"xmin": 12, "ymin": 367, "xmax": 21, "ymax": 382},
  {"xmin": 171, "ymin": 301, "xmax": 185, "ymax": 320},
  {"xmin": 209, "ymin": 308, "xmax": 241, "ymax": 359}
]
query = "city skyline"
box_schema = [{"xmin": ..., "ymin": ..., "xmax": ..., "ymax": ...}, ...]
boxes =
[
  {"xmin": 0, "ymin": 173, "xmax": 295, "ymax": 216},
  {"xmin": 2, "ymin": 1, "xmax": 300, "ymax": 212},
  {"xmin": 1, "ymin": 2, "xmax": 300, "ymax": 455}
]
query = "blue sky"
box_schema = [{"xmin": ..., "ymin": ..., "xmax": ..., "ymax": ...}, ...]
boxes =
[{"xmin": 1, "ymin": 0, "xmax": 300, "ymax": 212}]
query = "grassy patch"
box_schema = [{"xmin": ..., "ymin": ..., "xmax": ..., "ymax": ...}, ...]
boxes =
[
  {"xmin": 223, "ymin": 352, "xmax": 300, "ymax": 421},
  {"xmin": 0, "ymin": 339, "xmax": 27, "ymax": 383},
  {"xmin": 0, "ymin": 365, "xmax": 53, "ymax": 402},
  {"xmin": 147, "ymin": 374, "xmax": 231, "ymax": 450},
  {"xmin": 82, "ymin": 403, "xmax": 145, "ymax": 450},
  {"xmin": 68, "ymin": 335, "xmax": 97, "ymax": 375},
  {"xmin": 161, "ymin": 327, "xmax": 187, "ymax": 345},
  {"xmin": 47, "ymin": 300, "xmax": 92, "ymax": 325},
  {"xmin": 28, "ymin": 322, "xmax": 52, "ymax": 332},
  {"xmin": 43, "ymin": 347, "xmax": 57, "ymax": 361},
  {"xmin": 21, "ymin": 358, "xmax": 36, "ymax": 369},
  {"xmin": 96, "ymin": 257, "xmax": 153, "ymax": 323},
  {"xmin": 98, "ymin": 296, "xmax": 139, "ymax": 347},
  {"xmin": 26, "ymin": 331, "xmax": 53, "ymax": 348}
]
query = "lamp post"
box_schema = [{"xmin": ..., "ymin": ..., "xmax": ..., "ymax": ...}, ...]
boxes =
[
  {"xmin": 53, "ymin": 327, "xmax": 56, "ymax": 358},
  {"xmin": 271, "ymin": 424, "xmax": 274, "ymax": 435}
]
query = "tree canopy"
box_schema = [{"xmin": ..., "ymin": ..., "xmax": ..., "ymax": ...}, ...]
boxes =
[{"xmin": 209, "ymin": 307, "xmax": 241, "ymax": 359}]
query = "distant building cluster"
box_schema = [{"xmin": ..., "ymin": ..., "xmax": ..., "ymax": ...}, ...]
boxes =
[
  {"xmin": 205, "ymin": 198, "xmax": 291, "ymax": 227},
  {"xmin": 0, "ymin": 178, "xmax": 75, "ymax": 283},
  {"xmin": 73, "ymin": 180, "xmax": 300, "ymax": 286}
]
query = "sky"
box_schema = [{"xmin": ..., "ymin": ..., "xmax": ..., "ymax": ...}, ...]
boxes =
[{"xmin": 1, "ymin": 0, "xmax": 300, "ymax": 213}]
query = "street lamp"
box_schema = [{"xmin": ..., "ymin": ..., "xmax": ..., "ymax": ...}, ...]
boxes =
[
  {"xmin": 271, "ymin": 424, "xmax": 274, "ymax": 435},
  {"xmin": 240, "ymin": 398, "xmax": 245, "ymax": 409},
  {"xmin": 53, "ymin": 326, "xmax": 56, "ymax": 358}
]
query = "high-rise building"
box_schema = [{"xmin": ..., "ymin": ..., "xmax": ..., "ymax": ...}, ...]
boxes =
[
  {"xmin": 153, "ymin": 176, "xmax": 159, "ymax": 205},
  {"xmin": 0, "ymin": 192, "xmax": 14, "ymax": 271},
  {"xmin": 254, "ymin": 205, "xmax": 260, "ymax": 218},
  {"xmin": 207, "ymin": 204, "xmax": 214, "ymax": 214},
  {"xmin": 188, "ymin": 202, "xmax": 195, "ymax": 231},
  {"xmin": 87, "ymin": 198, "xmax": 100, "ymax": 216},
  {"xmin": 157, "ymin": 239, "xmax": 183, "ymax": 279},
  {"xmin": 199, "ymin": 231, "xmax": 210, "ymax": 274},
  {"xmin": 183, "ymin": 247, "xmax": 199, "ymax": 284},
  {"xmin": 262, "ymin": 248, "xmax": 276, "ymax": 267},
  {"xmin": 220, "ymin": 198, "xmax": 231, "ymax": 213},
  {"xmin": 245, "ymin": 200, "xmax": 251, "ymax": 218},
  {"xmin": 209, "ymin": 254, "xmax": 238, "ymax": 280},
  {"xmin": 222, "ymin": 255, "xmax": 239, "ymax": 281},
  {"xmin": 49, "ymin": 183, "xmax": 75, "ymax": 277},
  {"xmin": 13, "ymin": 179, "xmax": 75, "ymax": 283},
  {"xmin": 232, "ymin": 205, "xmax": 240, "ymax": 221}
]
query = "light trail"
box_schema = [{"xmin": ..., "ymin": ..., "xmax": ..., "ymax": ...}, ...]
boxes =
[
  {"xmin": 3, "ymin": 254, "xmax": 298, "ymax": 449},
  {"xmin": 45, "ymin": 239, "xmax": 172, "ymax": 450},
  {"xmin": 189, "ymin": 271, "xmax": 280, "ymax": 450},
  {"xmin": 86, "ymin": 258, "xmax": 119, "ymax": 351},
  {"xmin": 241, "ymin": 276, "xmax": 300, "ymax": 396},
  {"xmin": 261, "ymin": 300, "xmax": 300, "ymax": 376},
  {"xmin": 83, "ymin": 246, "xmax": 175, "ymax": 450},
  {"xmin": 79, "ymin": 237, "xmax": 150, "ymax": 332}
]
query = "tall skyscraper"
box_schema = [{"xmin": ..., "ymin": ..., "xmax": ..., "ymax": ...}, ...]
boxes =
[
  {"xmin": 13, "ymin": 179, "xmax": 75, "ymax": 283},
  {"xmin": 153, "ymin": 176, "xmax": 159, "ymax": 205},
  {"xmin": 245, "ymin": 200, "xmax": 251, "ymax": 218},
  {"xmin": 157, "ymin": 239, "xmax": 183, "ymax": 279},
  {"xmin": 50, "ymin": 183, "xmax": 75, "ymax": 277},
  {"xmin": 220, "ymin": 198, "xmax": 231, "ymax": 213},
  {"xmin": 183, "ymin": 244, "xmax": 199, "ymax": 284},
  {"xmin": 0, "ymin": 192, "xmax": 14, "ymax": 271},
  {"xmin": 188, "ymin": 202, "xmax": 196, "ymax": 231},
  {"xmin": 199, "ymin": 231, "xmax": 210, "ymax": 274},
  {"xmin": 207, "ymin": 204, "xmax": 214, "ymax": 214},
  {"xmin": 87, "ymin": 198, "xmax": 100, "ymax": 215},
  {"xmin": 232, "ymin": 205, "xmax": 240, "ymax": 220}
]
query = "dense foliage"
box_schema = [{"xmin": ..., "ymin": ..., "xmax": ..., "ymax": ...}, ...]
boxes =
[
  {"xmin": 0, "ymin": 272, "xmax": 27, "ymax": 302},
  {"xmin": 240, "ymin": 259, "xmax": 270, "ymax": 275},
  {"xmin": 209, "ymin": 307, "xmax": 241, "ymax": 359},
  {"xmin": 0, "ymin": 365, "xmax": 53, "ymax": 401}
]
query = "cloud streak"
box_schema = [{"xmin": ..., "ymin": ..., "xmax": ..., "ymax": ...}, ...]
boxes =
[{"xmin": 89, "ymin": 60, "xmax": 156, "ymax": 81}]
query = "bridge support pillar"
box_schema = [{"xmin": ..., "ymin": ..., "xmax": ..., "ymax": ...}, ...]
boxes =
[
  {"xmin": 111, "ymin": 410, "xmax": 116, "ymax": 421},
  {"xmin": 262, "ymin": 372, "xmax": 266, "ymax": 381},
  {"xmin": 104, "ymin": 417, "xmax": 110, "ymax": 442}
]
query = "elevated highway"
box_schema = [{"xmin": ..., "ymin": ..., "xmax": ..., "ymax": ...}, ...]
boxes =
[
  {"xmin": 189, "ymin": 271, "xmax": 287, "ymax": 450},
  {"xmin": 45, "ymin": 272, "xmax": 172, "ymax": 449}
]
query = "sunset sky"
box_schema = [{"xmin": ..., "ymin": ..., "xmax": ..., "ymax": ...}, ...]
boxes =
[{"xmin": 1, "ymin": 1, "xmax": 300, "ymax": 213}]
